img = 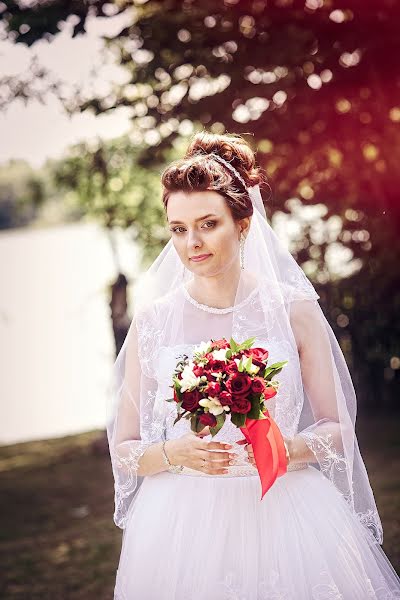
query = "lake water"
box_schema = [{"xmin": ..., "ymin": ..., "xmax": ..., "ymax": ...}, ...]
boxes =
[{"xmin": 0, "ymin": 222, "xmax": 139, "ymax": 445}]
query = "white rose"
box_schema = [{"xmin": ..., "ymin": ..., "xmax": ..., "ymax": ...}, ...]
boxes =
[
  {"xmin": 195, "ymin": 340, "xmax": 212, "ymax": 354},
  {"xmin": 199, "ymin": 396, "xmax": 225, "ymax": 416},
  {"xmin": 212, "ymin": 348, "xmax": 229, "ymax": 362},
  {"xmin": 180, "ymin": 361, "xmax": 201, "ymax": 392}
]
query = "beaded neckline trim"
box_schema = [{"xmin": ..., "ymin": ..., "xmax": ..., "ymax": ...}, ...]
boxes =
[{"xmin": 181, "ymin": 283, "xmax": 260, "ymax": 314}]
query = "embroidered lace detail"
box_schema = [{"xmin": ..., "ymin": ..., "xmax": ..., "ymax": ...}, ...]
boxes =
[
  {"xmin": 297, "ymin": 430, "xmax": 383, "ymax": 545},
  {"xmin": 113, "ymin": 440, "xmax": 152, "ymax": 528},
  {"xmin": 311, "ymin": 571, "xmax": 344, "ymax": 599},
  {"xmin": 297, "ymin": 431, "xmax": 348, "ymax": 480},
  {"xmin": 356, "ymin": 508, "xmax": 385, "ymax": 546},
  {"xmin": 181, "ymin": 282, "xmax": 260, "ymax": 314},
  {"xmin": 217, "ymin": 568, "xmax": 400, "ymax": 600},
  {"xmin": 296, "ymin": 430, "xmax": 353, "ymax": 511}
]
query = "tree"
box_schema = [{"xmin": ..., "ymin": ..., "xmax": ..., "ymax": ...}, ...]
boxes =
[{"xmin": 2, "ymin": 0, "xmax": 399, "ymax": 408}]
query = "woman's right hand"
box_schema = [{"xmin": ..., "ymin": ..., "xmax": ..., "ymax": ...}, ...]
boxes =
[{"xmin": 165, "ymin": 426, "xmax": 237, "ymax": 475}]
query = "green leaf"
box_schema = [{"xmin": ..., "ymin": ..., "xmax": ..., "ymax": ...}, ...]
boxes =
[
  {"xmin": 210, "ymin": 413, "xmax": 226, "ymax": 436},
  {"xmin": 245, "ymin": 355, "xmax": 252, "ymax": 371},
  {"xmin": 229, "ymin": 337, "xmax": 239, "ymax": 352},
  {"xmin": 231, "ymin": 411, "xmax": 247, "ymax": 428},
  {"xmin": 191, "ymin": 415, "xmax": 203, "ymax": 434},
  {"xmin": 263, "ymin": 360, "xmax": 288, "ymax": 380},
  {"xmin": 269, "ymin": 360, "xmax": 288, "ymax": 371},
  {"xmin": 247, "ymin": 398, "xmax": 261, "ymax": 420},
  {"xmin": 238, "ymin": 336, "xmax": 256, "ymax": 350}
]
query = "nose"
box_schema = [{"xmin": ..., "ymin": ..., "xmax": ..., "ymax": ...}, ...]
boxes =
[{"xmin": 186, "ymin": 229, "xmax": 202, "ymax": 251}]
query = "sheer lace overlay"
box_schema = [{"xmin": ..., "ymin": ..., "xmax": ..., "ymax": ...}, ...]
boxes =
[
  {"xmin": 106, "ymin": 181, "xmax": 384, "ymax": 545},
  {"xmin": 107, "ymin": 276, "xmax": 383, "ymax": 544}
]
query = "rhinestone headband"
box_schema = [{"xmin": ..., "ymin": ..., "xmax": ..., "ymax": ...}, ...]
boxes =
[{"xmin": 208, "ymin": 152, "xmax": 248, "ymax": 189}]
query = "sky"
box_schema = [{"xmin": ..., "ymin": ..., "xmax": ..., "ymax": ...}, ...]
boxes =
[{"xmin": 0, "ymin": 10, "xmax": 135, "ymax": 168}]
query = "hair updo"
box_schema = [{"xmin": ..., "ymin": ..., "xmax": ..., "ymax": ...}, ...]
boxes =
[{"xmin": 161, "ymin": 131, "xmax": 268, "ymax": 221}]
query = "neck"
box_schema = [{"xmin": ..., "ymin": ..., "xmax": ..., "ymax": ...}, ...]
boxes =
[{"xmin": 187, "ymin": 264, "xmax": 255, "ymax": 309}]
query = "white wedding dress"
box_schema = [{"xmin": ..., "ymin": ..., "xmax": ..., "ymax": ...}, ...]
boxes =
[{"xmin": 113, "ymin": 285, "xmax": 400, "ymax": 599}]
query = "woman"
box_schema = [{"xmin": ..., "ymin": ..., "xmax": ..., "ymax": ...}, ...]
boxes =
[{"xmin": 107, "ymin": 131, "xmax": 400, "ymax": 599}]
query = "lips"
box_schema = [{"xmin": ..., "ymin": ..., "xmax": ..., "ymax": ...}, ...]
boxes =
[{"xmin": 190, "ymin": 254, "xmax": 212, "ymax": 262}]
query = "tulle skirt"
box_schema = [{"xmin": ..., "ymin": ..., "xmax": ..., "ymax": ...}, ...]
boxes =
[{"xmin": 114, "ymin": 465, "xmax": 400, "ymax": 599}]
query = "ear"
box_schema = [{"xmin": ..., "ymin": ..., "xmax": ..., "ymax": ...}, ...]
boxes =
[{"xmin": 237, "ymin": 216, "xmax": 251, "ymax": 239}]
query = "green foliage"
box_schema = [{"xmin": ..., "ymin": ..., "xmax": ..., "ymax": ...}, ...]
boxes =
[
  {"xmin": 1, "ymin": 1, "xmax": 398, "ymax": 408},
  {"xmin": 209, "ymin": 412, "xmax": 226, "ymax": 436},
  {"xmin": 0, "ymin": 159, "xmax": 46, "ymax": 228},
  {"xmin": 51, "ymin": 135, "xmax": 181, "ymax": 266},
  {"xmin": 230, "ymin": 411, "xmax": 247, "ymax": 428}
]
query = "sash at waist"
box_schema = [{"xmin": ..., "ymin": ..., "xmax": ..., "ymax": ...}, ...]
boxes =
[{"xmin": 173, "ymin": 461, "xmax": 309, "ymax": 478}]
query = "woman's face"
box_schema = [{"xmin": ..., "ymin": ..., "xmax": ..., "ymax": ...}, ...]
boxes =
[{"xmin": 166, "ymin": 190, "xmax": 249, "ymax": 277}]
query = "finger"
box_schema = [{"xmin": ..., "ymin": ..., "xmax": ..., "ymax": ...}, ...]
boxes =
[
  {"xmin": 197, "ymin": 455, "xmax": 230, "ymax": 474},
  {"xmin": 236, "ymin": 438, "xmax": 248, "ymax": 445},
  {"xmin": 199, "ymin": 449, "xmax": 231, "ymax": 465},
  {"xmin": 205, "ymin": 440, "xmax": 232, "ymax": 451}
]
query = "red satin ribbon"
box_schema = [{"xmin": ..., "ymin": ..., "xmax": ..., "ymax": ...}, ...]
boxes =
[{"xmin": 240, "ymin": 409, "xmax": 288, "ymax": 500}]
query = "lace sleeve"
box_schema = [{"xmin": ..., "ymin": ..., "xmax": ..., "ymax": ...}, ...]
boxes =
[
  {"xmin": 289, "ymin": 298, "xmax": 383, "ymax": 544},
  {"xmin": 106, "ymin": 310, "xmax": 163, "ymax": 529}
]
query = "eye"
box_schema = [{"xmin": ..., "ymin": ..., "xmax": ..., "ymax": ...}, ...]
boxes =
[
  {"xmin": 169, "ymin": 220, "xmax": 217, "ymax": 234},
  {"xmin": 202, "ymin": 220, "xmax": 216, "ymax": 229}
]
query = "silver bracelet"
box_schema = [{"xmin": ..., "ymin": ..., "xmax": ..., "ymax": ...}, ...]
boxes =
[
  {"xmin": 283, "ymin": 440, "xmax": 291, "ymax": 465},
  {"xmin": 161, "ymin": 440, "xmax": 184, "ymax": 474}
]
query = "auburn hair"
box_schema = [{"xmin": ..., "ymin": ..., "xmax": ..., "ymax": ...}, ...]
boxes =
[{"xmin": 161, "ymin": 130, "xmax": 269, "ymax": 221}]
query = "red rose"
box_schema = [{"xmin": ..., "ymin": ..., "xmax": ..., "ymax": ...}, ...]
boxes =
[
  {"xmin": 263, "ymin": 385, "xmax": 277, "ymax": 399},
  {"xmin": 206, "ymin": 358, "xmax": 226, "ymax": 371},
  {"xmin": 193, "ymin": 365, "xmax": 205, "ymax": 377},
  {"xmin": 199, "ymin": 412, "xmax": 217, "ymax": 427},
  {"xmin": 211, "ymin": 338, "xmax": 230, "ymax": 350},
  {"xmin": 226, "ymin": 372, "xmax": 252, "ymax": 396},
  {"xmin": 219, "ymin": 390, "xmax": 233, "ymax": 406},
  {"xmin": 181, "ymin": 389, "xmax": 201, "ymax": 412},
  {"xmin": 202, "ymin": 365, "xmax": 215, "ymax": 381},
  {"xmin": 231, "ymin": 395, "xmax": 252, "ymax": 414},
  {"xmin": 205, "ymin": 381, "xmax": 221, "ymax": 397},
  {"xmin": 173, "ymin": 388, "xmax": 180, "ymax": 403},
  {"xmin": 251, "ymin": 377, "xmax": 266, "ymax": 394},
  {"xmin": 243, "ymin": 347, "xmax": 269, "ymax": 367},
  {"xmin": 224, "ymin": 361, "xmax": 238, "ymax": 375}
]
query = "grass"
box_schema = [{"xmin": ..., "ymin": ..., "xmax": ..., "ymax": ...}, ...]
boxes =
[
  {"xmin": 0, "ymin": 415, "xmax": 399, "ymax": 599},
  {"xmin": 0, "ymin": 431, "xmax": 121, "ymax": 599}
]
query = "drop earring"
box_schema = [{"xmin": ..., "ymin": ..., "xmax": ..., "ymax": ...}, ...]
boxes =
[{"xmin": 240, "ymin": 233, "xmax": 245, "ymax": 270}]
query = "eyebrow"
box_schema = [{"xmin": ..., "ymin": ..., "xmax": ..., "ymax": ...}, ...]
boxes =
[{"xmin": 168, "ymin": 213, "xmax": 218, "ymax": 225}]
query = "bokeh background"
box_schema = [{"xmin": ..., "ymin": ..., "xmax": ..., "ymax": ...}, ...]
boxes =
[{"xmin": 0, "ymin": 0, "xmax": 399, "ymax": 597}]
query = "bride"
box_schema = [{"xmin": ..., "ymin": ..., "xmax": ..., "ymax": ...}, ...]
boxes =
[{"xmin": 107, "ymin": 131, "xmax": 400, "ymax": 599}]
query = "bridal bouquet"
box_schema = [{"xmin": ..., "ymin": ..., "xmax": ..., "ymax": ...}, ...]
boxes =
[{"xmin": 165, "ymin": 336, "xmax": 289, "ymax": 499}]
